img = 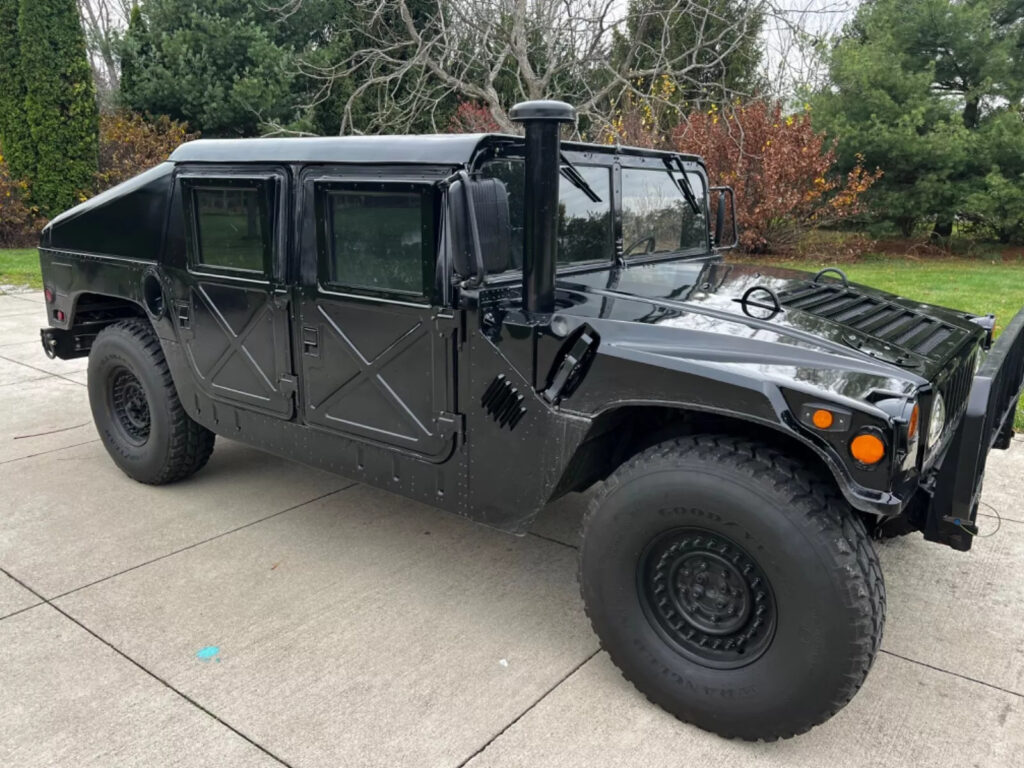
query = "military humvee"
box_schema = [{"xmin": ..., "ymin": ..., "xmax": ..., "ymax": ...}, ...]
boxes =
[{"xmin": 38, "ymin": 100, "xmax": 1024, "ymax": 740}]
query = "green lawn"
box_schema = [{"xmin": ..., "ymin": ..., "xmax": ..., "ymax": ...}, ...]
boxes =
[
  {"xmin": 0, "ymin": 248, "xmax": 42, "ymax": 290},
  {"xmin": 742, "ymin": 254, "xmax": 1024, "ymax": 429}
]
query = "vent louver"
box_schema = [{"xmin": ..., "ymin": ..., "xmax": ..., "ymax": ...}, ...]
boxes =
[
  {"xmin": 777, "ymin": 283, "xmax": 967, "ymax": 359},
  {"xmin": 481, "ymin": 374, "xmax": 526, "ymax": 430}
]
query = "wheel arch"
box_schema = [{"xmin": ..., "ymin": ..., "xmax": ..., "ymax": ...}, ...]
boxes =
[
  {"xmin": 551, "ymin": 402, "xmax": 870, "ymax": 518},
  {"xmin": 43, "ymin": 291, "xmax": 149, "ymax": 360}
]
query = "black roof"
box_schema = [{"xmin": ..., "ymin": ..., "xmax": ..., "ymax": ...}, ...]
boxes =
[
  {"xmin": 169, "ymin": 134, "xmax": 497, "ymax": 165},
  {"xmin": 167, "ymin": 133, "xmax": 702, "ymax": 168}
]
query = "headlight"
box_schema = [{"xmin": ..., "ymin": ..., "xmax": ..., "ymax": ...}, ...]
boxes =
[{"xmin": 927, "ymin": 393, "xmax": 946, "ymax": 449}]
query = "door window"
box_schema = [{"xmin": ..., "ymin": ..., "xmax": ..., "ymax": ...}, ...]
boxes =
[
  {"xmin": 184, "ymin": 178, "xmax": 276, "ymax": 276},
  {"xmin": 320, "ymin": 185, "xmax": 434, "ymax": 300}
]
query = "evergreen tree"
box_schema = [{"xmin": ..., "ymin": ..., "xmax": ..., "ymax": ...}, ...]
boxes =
[
  {"xmin": 0, "ymin": 0, "xmax": 35, "ymax": 181},
  {"xmin": 18, "ymin": 0, "xmax": 99, "ymax": 216},
  {"xmin": 813, "ymin": 0, "xmax": 1024, "ymax": 239},
  {"xmin": 118, "ymin": 1, "xmax": 299, "ymax": 136}
]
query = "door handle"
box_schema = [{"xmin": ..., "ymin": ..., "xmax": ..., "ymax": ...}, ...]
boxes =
[{"xmin": 302, "ymin": 326, "xmax": 319, "ymax": 357}]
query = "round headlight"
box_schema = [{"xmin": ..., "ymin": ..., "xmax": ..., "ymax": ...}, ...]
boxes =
[{"xmin": 927, "ymin": 393, "xmax": 946, "ymax": 448}]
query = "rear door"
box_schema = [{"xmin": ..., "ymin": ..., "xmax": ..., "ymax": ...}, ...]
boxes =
[
  {"xmin": 173, "ymin": 168, "xmax": 295, "ymax": 418},
  {"xmin": 296, "ymin": 171, "xmax": 459, "ymax": 461}
]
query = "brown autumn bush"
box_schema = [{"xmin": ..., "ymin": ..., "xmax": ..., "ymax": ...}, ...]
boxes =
[
  {"xmin": 605, "ymin": 93, "xmax": 882, "ymax": 254},
  {"xmin": 674, "ymin": 102, "xmax": 881, "ymax": 253},
  {"xmin": 97, "ymin": 111, "xmax": 198, "ymax": 190},
  {"xmin": 448, "ymin": 101, "xmax": 503, "ymax": 133},
  {"xmin": 0, "ymin": 156, "xmax": 44, "ymax": 247}
]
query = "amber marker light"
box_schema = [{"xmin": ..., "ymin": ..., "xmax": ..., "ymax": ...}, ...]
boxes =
[
  {"xmin": 907, "ymin": 403, "xmax": 920, "ymax": 442},
  {"xmin": 811, "ymin": 409, "xmax": 834, "ymax": 429},
  {"xmin": 850, "ymin": 433, "xmax": 886, "ymax": 465}
]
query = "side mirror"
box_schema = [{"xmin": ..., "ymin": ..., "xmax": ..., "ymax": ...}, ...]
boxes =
[{"xmin": 710, "ymin": 186, "xmax": 738, "ymax": 251}]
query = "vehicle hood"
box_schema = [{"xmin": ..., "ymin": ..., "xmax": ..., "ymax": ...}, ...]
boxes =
[{"xmin": 554, "ymin": 259, "xmax": 984, "ymax": 398}]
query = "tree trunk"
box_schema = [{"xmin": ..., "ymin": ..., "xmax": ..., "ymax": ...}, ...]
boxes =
[{"xmin": 931, "ymin": 214, "xmax": 953, "ymax": 239}]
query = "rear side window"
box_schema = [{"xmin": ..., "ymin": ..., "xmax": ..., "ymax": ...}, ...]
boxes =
[
  {"xmin": 320, "ymin": 185, "xmax": 434, "ymax": 300},
  {"xmin": 183, "ymin": 177, "xmax": 277, "ymax": 275}
]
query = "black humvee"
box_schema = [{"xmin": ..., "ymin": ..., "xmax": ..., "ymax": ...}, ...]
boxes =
[{"xmin": 38, "ymin": 101, "xmax": 1024, "ymax": 740}]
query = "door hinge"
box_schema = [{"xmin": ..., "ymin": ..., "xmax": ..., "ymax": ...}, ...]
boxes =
[
  {"xmin": 437, "ymin": 410, "xmax": 465, "ymax": 438},
  {"xmin": 279, "ymin": 373, "xmax": 298, "ymax": 399}
]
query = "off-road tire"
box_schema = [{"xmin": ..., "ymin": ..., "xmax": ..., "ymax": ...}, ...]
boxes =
[
  {"xmin": 88, "ymin": 319, "xmax": 215, "ymax": 484},
  {"xmin": 579, "ymin": 434, "xmax": 885, "ymax": 740}
]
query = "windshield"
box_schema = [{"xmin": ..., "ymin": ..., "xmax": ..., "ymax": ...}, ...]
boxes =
[
  {"xmin": 479, "ymin": 158, "xmax": 614, "ymax": 266},
  {"xmin": 621, "ymin": 167, "xmax": 708, "ymax": 256}
]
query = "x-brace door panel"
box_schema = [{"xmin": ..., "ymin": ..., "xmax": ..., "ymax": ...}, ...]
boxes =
[
  {"xmin": 182, "ymin": 281, "xmax": 294, "ymax": 417},
  {"xmin": 301, "ymin": 299, "xmax": 456, "ymax": 459}
]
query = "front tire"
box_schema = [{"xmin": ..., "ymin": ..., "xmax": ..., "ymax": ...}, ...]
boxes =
[
  {"xmin": 88, "ymin": 319, "xmax": 215, "ymax": 484},
  {"xmin": 580, "ymin": 435, "xmax": 884, "ymax": 740}
]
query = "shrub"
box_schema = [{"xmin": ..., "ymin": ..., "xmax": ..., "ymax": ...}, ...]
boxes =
[
  {"xmin": 604, "ymin": 95, "xmax": 882, "ymax": 253},
  {"xmin": 0, "ymin": 158, "xmax": 44, "ymax": 247},
  {"xmin": 97, "ymin": 112, "xmax": 197, "ymax": 190},
  {"xmin": 448, "ymin": 102, "xmax": 502, "ymax": 134},
  {"xmin": 674, "ymin": 102, "xmax": 881, "ymax": 253}
]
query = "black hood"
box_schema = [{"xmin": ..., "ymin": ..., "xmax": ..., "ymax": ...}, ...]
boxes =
[{"xmin": 556, "ymin": 259, "xmax": 985, "ymax": 381}]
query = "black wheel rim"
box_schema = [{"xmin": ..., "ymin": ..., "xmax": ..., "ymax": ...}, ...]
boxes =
[
  {"xmin": 638, "ymin": 528, "xmax": 776, "ymax": 669},
  {"xmin": 109, "ymin": 366, "xmax": 151, "ymax": 445}
]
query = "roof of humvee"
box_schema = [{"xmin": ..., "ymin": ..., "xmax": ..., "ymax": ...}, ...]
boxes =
[{"xmin": 169, "ymin": 134, "xmax": 499, "ymax": 165}]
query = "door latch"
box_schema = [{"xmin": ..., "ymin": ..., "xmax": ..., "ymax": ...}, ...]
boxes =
[
  {"xmin": 302, "ymin": 326, "xmax": 319, "ymax": 357},
  {"xmin": 175, "ymin": 302, "xmax": 191, "ymax": 330}
]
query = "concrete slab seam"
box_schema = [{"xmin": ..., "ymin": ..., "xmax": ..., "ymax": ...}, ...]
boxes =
[
  {"xmin": 46, "ymin": 483, "xmax": 360, "ymax": 602},
  {"xmin": 879, "ymin": 649, "xmax": 1023, "ymax": 699},
  {"xmin": 0, "ymin": 566, "xmax": 296, "ymax": 768},
  {"xmin": 0, "ymin": 439, "xmax": 101, "ymax": 467},
  {"xmin": 456, "ymin": 649, "xmax": 601, "ymax": 768}
]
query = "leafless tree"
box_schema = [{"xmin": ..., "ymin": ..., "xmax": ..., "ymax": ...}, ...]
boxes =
[
  {"xmin": 77, "ymin": 0, "xmax": 133, "ymax": 107},
  {"xmin": 289, "ymin": 0, "xmax": 770, "ymax": 135},
  {"xmin": 760, "ymin": 0, "xmax": 856, "ymax": 101}
]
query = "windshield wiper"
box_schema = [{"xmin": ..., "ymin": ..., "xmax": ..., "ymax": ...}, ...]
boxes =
[
  {"xmin": 560, "ymin": 152, "xmax": 602, "ymax": 202},
  {"xmin": 663, "ymin": 156, "xmax": 701, "ymax": 214}
]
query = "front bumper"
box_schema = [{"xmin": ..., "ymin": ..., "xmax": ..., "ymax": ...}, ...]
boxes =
[{"xmin": 924, "ymin": 308, "xmax": 1024, "ymax": 550}]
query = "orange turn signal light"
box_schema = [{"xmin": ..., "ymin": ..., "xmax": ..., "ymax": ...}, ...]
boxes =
[
  {"xmin": 850, "ymin": 433, "xmax": 886, "ymax": 465},
  {"xmin": 907, "ymin": 403, "xmax": 920, "ymax": 442},
  {"xmin": 811, "ymin": 409, "xmax": 834, "ymax": 429}
]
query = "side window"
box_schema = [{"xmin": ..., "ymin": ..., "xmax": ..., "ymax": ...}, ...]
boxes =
[
  {"xmin": 185, "ymin": 179, "xmax": 275, "ymax": 275},
  {"xmin": 478, "ymin": 158, "xmax": 614, "ymax": 267},
  {"xmin": 557, "ymin": 166, "xmax": 613, "ymax": 264},
  {"xmin": 319, "ymin": 185, "xmax": 434, "ymax": 300}
]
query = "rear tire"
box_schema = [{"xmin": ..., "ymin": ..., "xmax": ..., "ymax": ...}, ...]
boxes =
[
  {"xmin": 88, "ymin": 319, "xmax": 215, "ymax": 484},
  {"xmin": 579, "ymin": 434, "xmax": 884, "ymax": 740}
]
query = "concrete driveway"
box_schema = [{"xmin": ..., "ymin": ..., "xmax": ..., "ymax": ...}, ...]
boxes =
[{"xmin": 2, "ymin": 288, "xmax": 1022, "ymax": 767}]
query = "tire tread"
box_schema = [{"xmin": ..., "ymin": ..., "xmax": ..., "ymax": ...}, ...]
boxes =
[{"xmin": 579, "ymin": 433, "xmax": 885, "ymax": 741}]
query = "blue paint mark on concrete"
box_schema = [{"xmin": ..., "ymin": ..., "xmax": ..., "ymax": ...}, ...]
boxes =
[{"xmin": 196, "ymin": 645, "xmax": 220, "ymax": 661}]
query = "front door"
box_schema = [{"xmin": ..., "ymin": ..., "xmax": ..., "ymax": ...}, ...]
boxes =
[
  {"xmin": 297, "ymin": 174, "xmax": 458, "ymax": 461},
  {"xmin": 174, "ymin": 168, "xmax": 295, "ymax": 418}
]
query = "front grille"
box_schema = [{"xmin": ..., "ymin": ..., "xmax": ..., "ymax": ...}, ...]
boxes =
[
  {"xmin": 938, "ymin": 347, "xmax": 977, "ymax": 427},
  {"xmin": 777, "ymin": 283, "xmax": 967, "ymax": 358}
]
